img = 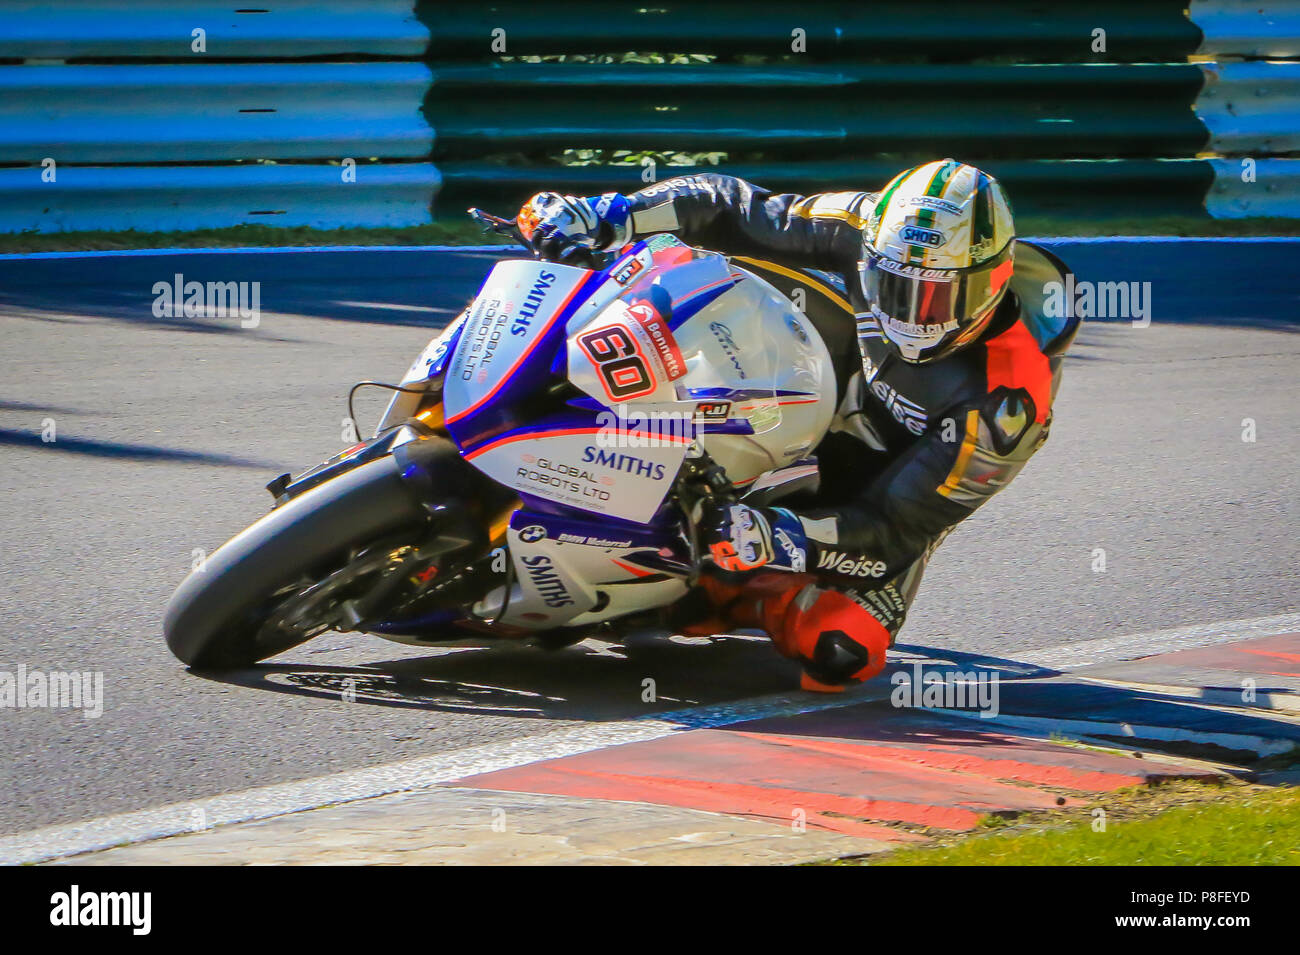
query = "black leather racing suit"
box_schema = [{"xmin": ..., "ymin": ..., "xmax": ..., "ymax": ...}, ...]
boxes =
[{"xmin": 622, "ymin": 174, "xmax": 1081, "ymax": 638}]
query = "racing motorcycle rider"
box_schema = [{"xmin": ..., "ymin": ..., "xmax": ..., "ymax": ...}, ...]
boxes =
[{"xmin": 515, "ymin": 160, "xmax": 1079, "ymax": 692}]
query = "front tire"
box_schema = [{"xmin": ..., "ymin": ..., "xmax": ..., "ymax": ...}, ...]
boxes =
[{"xmin": 164, "ymin": 455, "xmax": 429, "ymax": 669}]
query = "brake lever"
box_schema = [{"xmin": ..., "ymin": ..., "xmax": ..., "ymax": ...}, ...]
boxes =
[
  {"xmin": 467, "ymin": 207, "xmax": 608, "ymax": 271},
  {"xmin": 467, "ymin": 207, "xmax": 530, "ymax": 250},
  {"xmin": 676, "ymin": 453, "xmax": 739, "ymax": 586}
]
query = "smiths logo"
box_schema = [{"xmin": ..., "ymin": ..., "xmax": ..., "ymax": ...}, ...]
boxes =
[
  {"xmin": 582, "ymin": 446, "xmax": 668, "ymax": 481},
  {"xmin": 901, "ymin": 226, "xmax": 945, "ymax": 248},
  {"xmin": 510, "ymin": 270, "xmax": 557, "ymax": 336},
  {"xmin": 521, "ymin": 554, "xmax": 575, "ymax": 608}
]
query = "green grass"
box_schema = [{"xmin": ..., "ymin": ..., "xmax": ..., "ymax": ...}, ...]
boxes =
[
  {"xmin": 868, "ymin": 785, "xmax": 1300, "ymax": 866},
  {"xmin": 1, "ymin": 214, "xmax": 1296, "ymax": 255}
]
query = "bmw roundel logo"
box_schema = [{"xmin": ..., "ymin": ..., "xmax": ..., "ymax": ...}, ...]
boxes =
[{"xmin": 518, "ymin": 525, "xmax": 547, "ymax": 543}]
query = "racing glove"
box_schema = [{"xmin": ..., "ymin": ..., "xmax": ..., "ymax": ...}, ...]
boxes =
[
  {"xmin": 702, "ymin": 503, "xmax": 810, "ymax": 575},
  {"xmin": 516, "ymin": 192, "xmax": 631, "ymax": 261}
]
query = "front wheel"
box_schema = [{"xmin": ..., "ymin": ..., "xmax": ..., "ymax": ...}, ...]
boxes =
[{"xmin": 164, "ymin": 454, "xmax": 433, "ymax": 669}]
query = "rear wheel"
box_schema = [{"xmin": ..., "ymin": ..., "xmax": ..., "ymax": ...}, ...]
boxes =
[{"xmin": 165, "ymin": 446, "xmax": 453, "ymax": 669}]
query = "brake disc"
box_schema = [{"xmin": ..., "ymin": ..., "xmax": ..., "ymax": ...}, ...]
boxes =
[{"xmin": 254, "ymin": 544, "xmax": 415, "ymax": 649}]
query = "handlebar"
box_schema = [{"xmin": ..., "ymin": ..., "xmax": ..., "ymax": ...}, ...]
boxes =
[
  {"xmin": 466, "ymin": 207, "xmax": 605, "ymax": 271},
  {"xmin": 467, "ymin": 207, "xmax": 526, "ymax": 245}
]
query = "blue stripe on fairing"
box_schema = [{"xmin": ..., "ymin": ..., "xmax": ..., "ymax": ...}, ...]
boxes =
[
  {"xmin": 425, "ymin": 319, "xmax": 465, "ymax": 379},
  {"xmin": 666, "ymin": 281, "xmax": 736, "ymax": 331},
  {"xmin": 615, "ymin": 549, "xmax": 694, "ymax": 577},
  {"xmin": 564, "ymin": 394, "xmax": 608, "ymax": 412},
  {"xmin": 509, "ymin": 508, "xmax": 671, "ymax": 548},
  {"xmin": 699, "ymin": 419, "xmax": 756, "ymax": 436},
  {"xmin": 685, "ymin": 387, "xmax": 814, "ymax": 400},
  {"xmin": 461, "ymin": 412, "xmax": 608, "ymax": 455},
  {"xmin": 445, "ymin": 266, "xmax": 609, "ymax": 450}
]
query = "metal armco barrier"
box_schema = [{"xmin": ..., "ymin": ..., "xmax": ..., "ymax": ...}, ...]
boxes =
[
  {"xmin": 1, "ymin": 1, "xmax": 434, "ymax": 232},
  {"xmin": 0, "ymin": 163, "xmax": 441, "ymax": 232},
  {"xmin": 422, "ymin": 63, "xmax": 1210, "ymax": 158},
  {"xmin": 0, "ymin": 0, "xmax": 1297, "ymax": 233},
  {"xmin": 0, "ymin": 1, "xmax": 428, "ymax": 59},
  {"xmin": 1, "ymin": 63, "xmax": 434, "ymax": 163}
]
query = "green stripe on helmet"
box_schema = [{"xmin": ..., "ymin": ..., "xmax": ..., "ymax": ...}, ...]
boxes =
[
  {"xmin": 925, "ymin": 159, "xmax": 960, "ymax": 198},
  {"xmin": 972, "ymin": 172, "xmax": 994, "ymax": 261},
  {"xmin": 907, "ymin": 161, "xmax": 957, "ymax": 263},
  {"xmin": 911, "ymin": 203, "xmax": 935, "ymax": 264},
  {"xmin": 871, "ymin": 170, "xmax": 908, "ymax": 232}
]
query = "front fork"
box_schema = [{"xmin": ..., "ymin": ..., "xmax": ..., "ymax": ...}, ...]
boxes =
[{"xmin": 267, "ymin": 393, "xmax": 517, "ymax": 588}]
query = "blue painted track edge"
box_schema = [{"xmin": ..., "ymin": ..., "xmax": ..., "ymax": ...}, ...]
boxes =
[{"xmin": 1, "ymin": 236, "xmax": 1297, "ymax": 261}]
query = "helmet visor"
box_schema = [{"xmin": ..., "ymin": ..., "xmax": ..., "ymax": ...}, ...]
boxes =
[{"xmin": 859, "ymin": 244, "xmax": 1015, "ymax": 362}]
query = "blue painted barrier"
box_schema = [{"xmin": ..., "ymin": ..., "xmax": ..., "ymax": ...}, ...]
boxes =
[
  {"xmin": 0, "ymin": 240, "xmax": 1292, "ymax": 329},
  {"xmin": 1039, "ymin": 237, "xmax": 1298, "ymax": 328},
  {"xmin": 0, "ymin": 63, "xmax": 435, "ymax": 164}
]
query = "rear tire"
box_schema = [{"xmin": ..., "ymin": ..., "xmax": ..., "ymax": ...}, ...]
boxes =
[{"xmin": 164, "ymin": 454, "xmax": 429, "ymax": 669}]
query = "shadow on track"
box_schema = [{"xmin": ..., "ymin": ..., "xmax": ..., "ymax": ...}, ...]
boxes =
[
  {"xmin": 186, "ymin": 633, "xmax": 799, "ymax": 722},
  {"xmin": 0, "ymin": 248, "xmax": 507, "ymax": 329},
  {"xmin": 0, "ymin": 427, "xmax": 279, "ymax": 469},
  {"xmin": 182, "ymin": 631, "xmax": 1300, "ymax": 772}
]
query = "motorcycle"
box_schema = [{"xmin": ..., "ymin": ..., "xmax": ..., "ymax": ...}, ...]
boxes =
[{"xmin": 163, "ymin": 212, "xmax": 838, "ymax": 668}]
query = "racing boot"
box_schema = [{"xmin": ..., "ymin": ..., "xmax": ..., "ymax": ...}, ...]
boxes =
[{"xmin": 692, "ymin": 572, "xmax": 890, "ymax": 692}]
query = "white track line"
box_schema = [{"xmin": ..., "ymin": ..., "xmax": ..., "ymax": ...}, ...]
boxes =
[
  {"xmin": 0, "ymin": 688, "xmax": 889, "ymax": 866},
  {"xmin": 2, "ymin": 611, "xmax": 1296, "ymax": 865},
  {"xmin": 1017, "ymin": 612, "xmax": 1300, "ymax": 672}
]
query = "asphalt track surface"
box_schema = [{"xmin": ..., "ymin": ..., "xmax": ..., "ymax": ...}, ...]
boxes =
[{"xmin": 1, "ymin": 245, "xmax": 1297, "ymax": 836}]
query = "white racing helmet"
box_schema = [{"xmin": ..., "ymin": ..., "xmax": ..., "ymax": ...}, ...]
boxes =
[{"xmin": 860, "ymin": 159, "xmax": 1016, "ymax": 363}]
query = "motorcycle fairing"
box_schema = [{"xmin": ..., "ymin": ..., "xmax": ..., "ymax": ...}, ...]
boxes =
[
  {"xmin": 443, "ymin": 260, "xmax": 610, "ymax": 448},
  {"xmin": 405, "ymin": 311, "xmax": 466, "ymax": 384},
  {"xmin": 376, "ymin": 239, "xmax": 837, "ymax": 636},
  {"xmin": 497, "ymin": 522, "xmax": 600, "ymax": 627},
  {"xmin": 462, "ymin": 417, "xmax": 692, "ymax": 525},
  {"xmin": 471, "ymin": 508, "xmax": 691, "ymax": 629},
  {"xmin": 610, "ymin": 239, "xmax": 738, "ymax": 333}
]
